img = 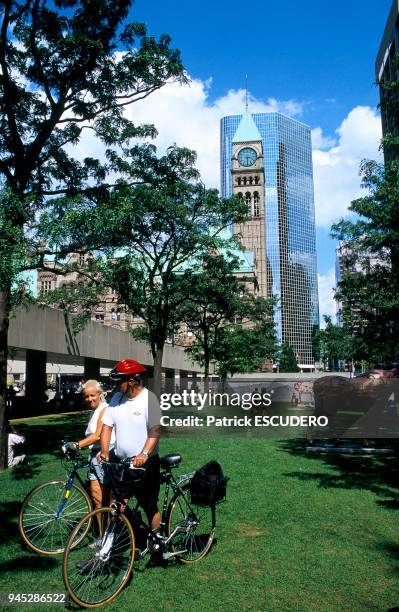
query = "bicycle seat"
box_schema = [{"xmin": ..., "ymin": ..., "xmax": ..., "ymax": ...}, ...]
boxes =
[{"xmin": 160, "ymin": 453, "xmax": 182, "ymax": 468}]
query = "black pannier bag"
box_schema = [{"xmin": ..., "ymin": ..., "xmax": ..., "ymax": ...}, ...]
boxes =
[
  {"xmin": 106, "ymin": 462, "xmax": 147, "ymax": 499},
  {"xmin": 190, "ymin": 461, "xmax": 229, "ymax": 506}
]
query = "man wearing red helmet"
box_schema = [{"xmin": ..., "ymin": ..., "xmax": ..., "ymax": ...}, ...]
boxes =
[{"xmin": 100, "ymin": 359, "xmax": 161, "ymax": 529}]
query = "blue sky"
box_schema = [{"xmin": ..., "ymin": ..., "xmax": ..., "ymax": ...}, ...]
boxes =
[
  {"xmin": 132, "ymin": 0, "xmax": 390, "ymax": 132},
  {"xmin": 120, "ymin": 1, "xmax": 392, "ymax": 319}
]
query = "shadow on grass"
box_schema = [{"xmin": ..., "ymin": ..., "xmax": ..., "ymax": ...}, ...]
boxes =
[
  {"xmin": 278, "ymin": 438, "xmax": 399, "ymax": 505},
  {"xmin": 376, "ymin": 542, "xmax": 399, "ymax": 579},
  {"xmin": 0, "ymin": 501, "xmax": 23, "ymax": 545},
  {"xmin": 0, "ymin": 555, "xmax": 58, "ymax": 572}
]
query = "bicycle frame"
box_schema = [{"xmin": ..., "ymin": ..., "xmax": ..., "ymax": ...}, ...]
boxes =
[
  {"xmin": 109, "ymin": 466, "xmax": 200, "ymax": 560},
  {"xmin": 55, "ymin": 458, "xmax": 90, "ymax": 518}
]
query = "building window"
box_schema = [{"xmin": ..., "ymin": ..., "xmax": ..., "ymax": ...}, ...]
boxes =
[
  {"xmin": 253, "ymin": 192, "xmax": 260, "ymax": 217},
  {"xmin": 237, "ymin": 192, "xmax": 243, "ymax": 199},
  {"xmin": 116, "ymin": 308, "xmax": 121, "ymax": 321},
  {"xmin": 245, "ymin": 192, "xmax": 251, "ymax": 216},
  {"xmin": 249, "ymin": 176, "xmax": 253, "ymax": 185},
  {"xmin": 111, "ymin": 308, "xmax": 117, "ymax": 320},
  {"xmin": 242, "ymin": 177, "xmax": 247, "ymax": 186},
  {"xmin": 237, "ymin": 177, "xmax": 242, "ymax": 186},
  {"xmin": 41, "ymin": 280, "xmax": 53, "ymax": 294},
  {"xmin": 78, "ymin": 253, "xmax": 85, "ymax": 266},
  {"xmin": 254, "ymin": 176, "xmax": 259, "ymax": 185},
  {"xmin": 95, "ymin": 313, "xmax": 104, "ymax": 323}
]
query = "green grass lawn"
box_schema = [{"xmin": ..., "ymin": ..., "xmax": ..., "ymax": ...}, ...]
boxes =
[{"xmin": 1, "ymin": 413, "xmax": 399, "ymax": 611}]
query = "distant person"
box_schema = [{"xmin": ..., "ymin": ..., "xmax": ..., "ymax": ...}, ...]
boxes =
[
  {"xmin": 5, "ymin": 385, "xmax": 16, "ymax": 422},
  {"xmin": 8, "ymin": 426, "xmax": 26, "ymax": 467},
  {"xmin": 15, "ymin": 382, "xmax": 25, "ymax": 397}
]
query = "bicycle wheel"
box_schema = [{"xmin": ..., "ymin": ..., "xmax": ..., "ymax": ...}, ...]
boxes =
[
  {"xmin": 19, "ymin": 480, "xmax": 92, "ymax": 555},
  {"xmin": 63, "ymin": 507, "xmax": 135, "ymax": 608},
  {"xmin": 166, "ymin": 483, "xmax": 215, "ymax": 563}
]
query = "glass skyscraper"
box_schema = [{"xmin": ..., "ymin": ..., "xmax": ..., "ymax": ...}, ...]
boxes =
[{"xmin": 220, "ymin": 112, "xmax": 319, "ymax": 368}]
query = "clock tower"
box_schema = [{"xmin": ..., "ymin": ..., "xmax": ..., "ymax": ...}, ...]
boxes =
[{"xmin": 231, "ymin": 113, "xmax": 268, "ymax": 297}]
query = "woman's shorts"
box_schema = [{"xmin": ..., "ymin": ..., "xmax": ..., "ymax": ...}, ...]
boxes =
[{"xmin": 89, "ymin": 451, "xmax": 109, "ymax": 485}]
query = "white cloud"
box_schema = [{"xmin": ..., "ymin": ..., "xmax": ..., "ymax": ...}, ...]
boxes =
[
  {"xmin": 318, "ymin": 267, "xmax": 337, "ymax": 325},
  {"xmin": 128, "ymin": 84, "xmax": 382, "ymax": 229},
  {"xmin": 66, "ymin": 76, "xmax": 382, "ymax": 233},
  {"xmin": 311, "ymin": 126, "xmax": 337, "ymax": 150},
  {"xmin": 122, "ymin": 78, "xmax": 303, "ymax": 188},
  {"xmin": 312, "ymin": 106, "xmax": 382, "ymax": 227}
]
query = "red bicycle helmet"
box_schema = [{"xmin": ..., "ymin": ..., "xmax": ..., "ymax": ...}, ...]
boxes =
[{"xmin": 109, "ymin": 359, "xmax": 146, "ymax": 380}]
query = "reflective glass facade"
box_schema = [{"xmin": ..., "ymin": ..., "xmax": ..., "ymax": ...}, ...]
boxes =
[{"xmin": 221, "ymin": 112, "xmax": 319, "ymax": 366}]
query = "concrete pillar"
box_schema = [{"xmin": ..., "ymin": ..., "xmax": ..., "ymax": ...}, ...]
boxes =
[
  {"xmin": 178, "ymin": 370, "xmax": 189, "ymax": 392},
  {"xmin": 164, "ymin": 368, "xmax": 175, "ymax": 393},
  {"xmin": 84, "ymin": 357, "xmax": 100, "ymax": 380},
  {"xmin": 144, "ymin": 366, "xmax": 154, "ymax": 392},
  {"xmin": 190, "ymin": 371, "xmax": 200, "ymax": 392},
  {"xmin": 25, "ymin": 349, "xmax": 47, "ymax": 410}
]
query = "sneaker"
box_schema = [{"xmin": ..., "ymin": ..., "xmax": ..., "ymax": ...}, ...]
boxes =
[
  {"xmin": 87, "ymin": 538, "xmax": 102, "ymax": 550},
  {"xmin": 98, "ymin": 533, "xmax": 114, "ymax": 559}
]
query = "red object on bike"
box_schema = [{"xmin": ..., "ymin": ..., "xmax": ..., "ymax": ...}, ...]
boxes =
[{"xmin": 110, "ymin": 359, "xmax": 146, "ymax": 380}]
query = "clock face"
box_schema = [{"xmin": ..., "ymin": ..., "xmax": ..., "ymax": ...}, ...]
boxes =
[{"xmin": 237, "ymin": 147, "xmax": 257, "ymax": 167}]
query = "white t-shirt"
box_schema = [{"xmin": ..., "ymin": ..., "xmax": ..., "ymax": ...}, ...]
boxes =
[
  {"xmin": 85, "ymin": 401, "xmax": 115, "ymax": 450},
  {"xmin": 8, "ymin": 433, "xmax": 25, "ymax": 465},
  {"xmin": 102, "ymin": 388, "xmax": 161, "ymax": 459}
]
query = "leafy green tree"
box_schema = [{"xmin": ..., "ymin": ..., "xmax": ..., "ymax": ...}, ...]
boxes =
[
  {"xmin": 315, "ymin": 315, "xmax": 355, "ymax": 371},
  {"xmin": 0, "ymin": 0, "xmax": 186, "ymax": 468},
  {"xmin": 103, "ymin": 174, "xmax": 246, "ymax": 395},
  {"xmin": 41, "ymin": 150, "xmax": 247, "ymax": 395},
  {"xmin": 182, "ymin": 255, "xmax": 277, "ymax": 386},
  {"xmin": 328, "ymin": 55, "xmax": 399, "ymax": 369},
  {"xmin": 331, "ymin": 157, "xmax": 399, "ymax": 367},
  {"xmin": 214, "ymin": 298, "xmax": 277, "ymax": 379},
  {"xmin": 279, "ymin": 343, "xmax": 299, "ymax": 373},
  {"xmin": 180, "ymin": 252, "xmax": 253, "ymax": 389}
]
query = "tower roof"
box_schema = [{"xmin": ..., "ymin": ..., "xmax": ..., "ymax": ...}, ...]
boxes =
[{"xmin": 232, "ymin": 112, "xmax": 261, "ymax": 143}]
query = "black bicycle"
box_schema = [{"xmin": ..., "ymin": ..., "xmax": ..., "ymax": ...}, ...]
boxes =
[
  {"xmin": 19, "ymin": 443, "xmax": 92, "ymax": 555},
  {"xmin": 63, "ymin": 453, "xmax": 217, "ymax": 608}
]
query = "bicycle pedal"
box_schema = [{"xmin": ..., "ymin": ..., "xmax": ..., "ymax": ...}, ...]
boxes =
[{"xmin": 162, "ymin": 550, "xmax": 187, "ymax": 560}]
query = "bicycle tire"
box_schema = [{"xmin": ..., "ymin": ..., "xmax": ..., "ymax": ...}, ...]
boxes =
[
  {"xmin": 63, "ymin": 507, "xmax": 135, "ymax": 608},
  {"xmin": 166, "ymin": 483, "xmax": 215, "ymax": 564},
  {"xmin": 19, "ymin": 479, "xmax": 92, "ymax": 555}
]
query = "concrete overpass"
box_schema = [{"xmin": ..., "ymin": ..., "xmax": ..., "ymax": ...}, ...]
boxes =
[{"xmin": 8, "ymin": 304, "xmax": 201, "ymax": 403}]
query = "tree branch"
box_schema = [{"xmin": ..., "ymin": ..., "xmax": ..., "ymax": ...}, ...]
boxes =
[
  {"xmin": 29, "ymin": 0, "xmax": 56, "ymax": 109},
  {"xmin": 0, "ymin": 2, "xmax": 25, "ymax": 164},
  {"xmin": 57, "ymin": 83, "xmax": 166, "ymax": 123}
]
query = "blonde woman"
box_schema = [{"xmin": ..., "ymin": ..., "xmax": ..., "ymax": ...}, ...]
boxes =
[{"xmin": 68, "ymin": 380, "xmax": 115, "ymax": 510}]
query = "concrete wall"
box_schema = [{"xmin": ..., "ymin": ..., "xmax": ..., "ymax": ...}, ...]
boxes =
[{"xmin": 8, "ymin": 304, "xmax": 201, "ymax": 373}]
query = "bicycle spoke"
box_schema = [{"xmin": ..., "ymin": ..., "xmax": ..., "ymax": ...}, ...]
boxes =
[
  {"xmin": 20, "ymin": 481, "xmax": 91, "ymax": 554},
  {"xmin": 167, "ymin": 484, "xmax": 215, "ymax": 563},
  {"xmin": 64, "ymin": 508, "xmax": 134, "ymax": 607}
]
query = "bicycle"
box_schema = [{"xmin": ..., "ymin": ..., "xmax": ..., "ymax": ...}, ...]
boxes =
[
  {"xmin": 19, "ymin": 443, "xmax": 93, "ymax": 555},
  {"xmin": 63, "ymin": 453, "xmax": 217, "ymax": 608}
]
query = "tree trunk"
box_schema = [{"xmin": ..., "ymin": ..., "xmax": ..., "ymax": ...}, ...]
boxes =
[
  {"xmin": 0, "ymin": 283, "xmax": 11, "ymax": 471},
  {"xmin": 204, "ymin": 357, "xmax": 210, "ymax": 395},
  {"xmin": 153, "ymin": 347, "xmax": 164, "ymax": 399},
  {"xmin": 203, "ymin": 331, "xmax": 210, "ymax": 395}
]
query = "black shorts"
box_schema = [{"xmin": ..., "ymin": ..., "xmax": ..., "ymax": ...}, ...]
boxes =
[
  {"xmin": 130, "ymin": 454, "xmax": 160, "ymax": 519},
  {"xmin": 108, "ymin": 452, "xmax": 160, "ymax": 519}
]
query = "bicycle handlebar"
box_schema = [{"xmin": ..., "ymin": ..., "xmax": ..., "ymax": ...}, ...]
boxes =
[{"xmin": 101, "ymin": 457, "xmax": 146, "ymax": 471}]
